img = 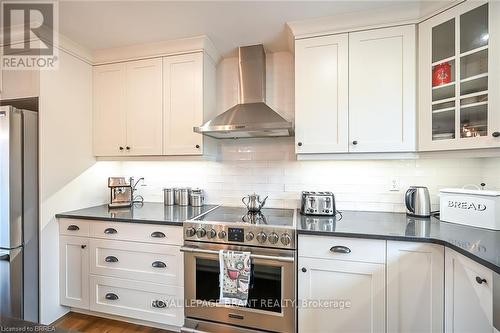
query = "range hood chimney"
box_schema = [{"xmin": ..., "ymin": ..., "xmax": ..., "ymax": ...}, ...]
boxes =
[{"xmin": 194, "ymin": 44, "xmax": 294, "ymax": 139}]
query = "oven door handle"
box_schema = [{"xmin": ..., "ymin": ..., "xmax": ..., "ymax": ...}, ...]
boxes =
[{"xmin": 180, "ymin": 246, "xmax": 294, "ymax": 263}]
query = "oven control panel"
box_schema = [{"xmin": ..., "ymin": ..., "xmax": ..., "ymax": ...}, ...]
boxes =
[{"xmin": 183, "ymin": 222, "xmax": 295, "ymax": 249}]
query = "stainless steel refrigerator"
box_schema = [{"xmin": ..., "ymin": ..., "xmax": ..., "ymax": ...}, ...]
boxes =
[{"xmin": 0, "ymin": 105, "xmax": 39, "ymax": 322}]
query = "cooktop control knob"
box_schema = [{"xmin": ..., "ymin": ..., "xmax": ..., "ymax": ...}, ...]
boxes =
[
  {"xmin": 186, "ymin": 227, "xmax": 196, "ymax": 237},
  {"xmin": 207, "ymin": 229, "xmax": 217, "ymax": 239},
  {"xmin": 196, "ymin": 228, "xmax": 206, "ymax": 238},
  {"xmin": 280, "ymin": 233, "xmax": 291, "ymax": 246},
  {"xmin": 218, "ymin": 230, "xmax": 227, "ymax": 239},
  {"xmin": 246, "ymin": 232, "xmax": 255, "ymax": 241},
  {"xmin": 268, "ymin": 232, "xmax": 279, "ymax": 244},
  {"xmin": 256, "ymin": 232, "xmax": 267, "ymax": 244}
]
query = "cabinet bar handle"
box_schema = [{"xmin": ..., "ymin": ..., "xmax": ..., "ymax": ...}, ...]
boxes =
[
  {"xmin": 105, "ymin": 256, "xmax": 119, "ymax": 263},
  {"xmin": 330, "ymin": 245, "xmax": 351, "ymax": 254},
  {"xmin": 104, "ymin": 228, "xmax": 117, "ymax": 234},
  {"xmin": 67, "ymin": 225, "xmax": 79, "ymax": 231},
  {"xmin": 105, "ymin": 293, "xmax": 119, "ymax": 300},
  {"xmin": 152, "ymin": 261, "xmax": 166, "ymax": 268},
  {"xmin": 151, "ymin": 231, "xmax": 166, "ymax": 238}
]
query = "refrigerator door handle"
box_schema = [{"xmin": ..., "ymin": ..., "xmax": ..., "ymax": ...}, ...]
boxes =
[{"xmin": 0, "ymin": 252, "xmax": 10, "ymax": 261}]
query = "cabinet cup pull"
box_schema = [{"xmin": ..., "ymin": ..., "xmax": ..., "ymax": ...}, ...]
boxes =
[
  {"xmin": 152, "ymin": 300, "xmax": 167, "ymax": 308},
  {"xmin": 330, "ymin": 245, "xmax": 351, "ymax": 254},
  {"xmin": 67, "ymin": 225, "xmax": 80, "ymax": 231},
  {"xmin": 476, "ymin": 276, "xmax": 487, "ymax": 284},
  {"xmin": 152, "ymin": 261, "xmax": 167, "ymax": 268},
  {"xmin": 105, "ymin": 256, "xmax": 119, "ymax": 263},
  {"xmin": 151, "ymin": 231, "xmax": 165, "ymax": 238},
  {"xmin": 493, "ymin": 132, "xmax": 500, "ymax": 138},
  {"xmin": 105, "ymin": 293, "xmax": 119, "ymax": 301},
  {"xmin": 104, "ymin": 228, "xmax": 117, "ymax": 234}
]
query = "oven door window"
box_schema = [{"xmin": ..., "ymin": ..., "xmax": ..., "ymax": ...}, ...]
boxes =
[{"xmin": 195, "ymin": 258, "xmax": 282, "ymax": 313}]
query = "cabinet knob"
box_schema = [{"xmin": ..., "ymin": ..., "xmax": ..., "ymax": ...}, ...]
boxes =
[
  {"xmin": 126, "ymin": 146, "xmax": 131, "ymax": 150},
  {"xmin": 81, "ymin": 245, "xmax": 86, "ymax": 249},
  {"xmin": 352, "ymin": 140, "xmax": 358, "ymax": 145},
  {"xmin": 297, "ymin": 142, "xmax": 303, "ymax": 147},
  {"xmin": 475, "ymin": 276, "xmax": 487, "ymax": 284},
  {"xmin": 119, "ymin": 146, "xmax": 124, "ymax": 151},
  {"xmin": 492, "ymin": 132, "xmax": 500, "ymax": 138},
  {"xmin": 301, "ymin": 267, "xmax": 307, "ymax": 273},
  {"xmin": 195, "ymin": 144, "xmax": 200, "ymax": 149}
]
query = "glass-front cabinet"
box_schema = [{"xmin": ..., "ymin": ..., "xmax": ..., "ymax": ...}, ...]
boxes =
[{"xmin": 419, "ymin": 1, "xmax": 500, "ymax": 151}]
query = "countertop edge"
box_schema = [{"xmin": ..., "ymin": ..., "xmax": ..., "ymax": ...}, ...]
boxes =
[
  {"xmin": 54, "ymin": 213, "xmax": 184, "ymax": 227},
  {"xmin": 297, "ymin": 229, "xmax": 500, "ymax": 275}
]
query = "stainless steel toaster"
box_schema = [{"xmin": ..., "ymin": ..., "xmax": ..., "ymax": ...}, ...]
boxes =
[{"xmin": 300, "ymin": 191, "xmax": 336, "ymax": 216}]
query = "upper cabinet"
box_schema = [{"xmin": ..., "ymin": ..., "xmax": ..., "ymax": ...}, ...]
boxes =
[
  {"xmin": 349, "ymin": 26, "xmax": 416, "ymax": 153},
  {"xmin": 295, "ymin": 24, "xmax": 416, "ymax": 155},
  {"xmin": 295, "ymin": 34, "xmax": 349, "ymax": 154},
  {"xmin": 93, "ymin": 59, "xmax": 162, "ymax": 156},
  {"xmin": 419, "ymin": 1, "xmax": 500, "ymax": 151},
  {"xmin": 93, "ymin": 51, "xmax": 216, "ymax": 157}
]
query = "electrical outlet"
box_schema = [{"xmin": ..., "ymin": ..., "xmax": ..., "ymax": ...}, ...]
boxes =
[{"xmin": 390, "ymin": 178, "xmax": 400, "ymax": 192}]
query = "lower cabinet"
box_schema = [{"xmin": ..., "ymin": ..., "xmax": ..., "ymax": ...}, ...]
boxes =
[
  {"xmin": 60, "ymin": 236, "xmax": 90, "ymax": 309},
  {"xmin": 59, "ymin": 219, "xmax": 184, "ymax": 328},
  {"xmin": 387, "ymin": 241, "xmax": 444, "ymax": 333},
  {"xmin": 298, "ymin": 235, "xmax": 386, "ymax": 333},
  {"xmin": 445, "ymin": 248, "xmax": 493, "ymax": 333}
]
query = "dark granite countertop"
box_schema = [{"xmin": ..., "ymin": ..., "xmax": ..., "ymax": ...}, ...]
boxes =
[
  {"xmin": 298, "ymin": 210, "xmax": 500, "ymax": 274},
  {"xmin": 56, "ymin": 202, "xmax": 218, "ymax": 226},
  {"xmin": 0, "ymin": 316, "xmax": 70, "ymax": 332}
]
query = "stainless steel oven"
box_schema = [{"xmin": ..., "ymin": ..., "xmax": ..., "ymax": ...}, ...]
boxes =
[{"xmin": 181, "ymin": 241, "xmax": 296, "ymax": 333}]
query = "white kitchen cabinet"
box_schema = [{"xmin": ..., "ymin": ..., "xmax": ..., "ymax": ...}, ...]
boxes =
[
  {"xmin": 419, "ymin": 1, "xmax": 500, "ymax": 151},
  {"xmin": 295, "ymin": 34, "xmax": 349, "ymax": 154},
  {"xmin": 298, "ymin": 235, "xmax": 386, "ymax": 333},
  {"xmin": 93, "ymin": 58, "xmax": 162, "ymax": 156},
  {"xmin": 0, "ymin": 69, "xmax": 39, "ymax": 100},
  {"xmin": 163, "ymin": 52, "xmax": 215, "ymax": 155},
  {"xmin": 93, "ymin": 63, "xmax": 127, "ymax": 156},
  {"xmin": 387, "ymin": 241, "xmax": 444, "ymax": 333},
  {"xmin": 445, "ymin": 248, "xmax": 493, "ymax": 333},
  {"xmin": 59, "ymin": 235, "xmax": 89, "ymax": 309},
  {"xmin": 349, "ymin": 25, "xmax": 416, "ymax": 153}
]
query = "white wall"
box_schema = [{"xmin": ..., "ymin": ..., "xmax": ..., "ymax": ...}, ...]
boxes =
[{"xmin": 39, "ymin": 48, "xmax": 118, "ymax": 324}]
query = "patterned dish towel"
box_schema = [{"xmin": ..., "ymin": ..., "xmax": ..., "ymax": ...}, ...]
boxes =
[{"xmin": 219, "ymin": 250, "xmax": 251, "ymax": 306}]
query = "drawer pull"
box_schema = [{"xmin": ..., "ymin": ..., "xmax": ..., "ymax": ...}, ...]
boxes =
[
  {"xmin": 104, "ymin": 228, "xmax": 117, "ymax": 235},
  {"xmin": 151, "ymin": 231, "xmax": 166, "ymax": 238},
  {"xmin": 152, "ymin": 300, "xmax": 167, "ymax": 308},
  {"xmin": 67, "ymin": 225, "xmax": 80, "ymax": 231},
  {"xmin": 476, "ymin": 276, "xmax": 487, "ymax": 284},
  {"xmin": 105, "ymin": 256, "xmax": 119, "ymax": 263},
  {"xmin": 228, "ymin": 313, "xmax": 244, "ymax": 320},
  {"xmin": 105, "ymin": 293, "xmax": 119, "ymax": 301},
  {"xmin": 152, "ymin": 261, "xmax": 167, "ymax": 268},
  {"xmin": 330, "ymin": 245, "xmax": 351, "ymax": 254}
]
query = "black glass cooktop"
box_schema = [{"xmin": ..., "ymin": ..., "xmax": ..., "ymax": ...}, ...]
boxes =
[{"xmin": 195, "ymin": 206, "xmax": 295, "ymax": 227}]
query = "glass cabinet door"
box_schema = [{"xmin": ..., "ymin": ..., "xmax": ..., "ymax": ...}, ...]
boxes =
[{"xmin": 430, "ymin": 3, "xmax": 489, "ymax": 141}]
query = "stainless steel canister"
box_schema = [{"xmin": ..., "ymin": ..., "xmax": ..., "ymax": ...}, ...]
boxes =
[
  {"xmin": 163, "ymin": 188, "xmax": 175, "ymax": 206},
  {"xmin": 173, "ymin": 188, "xmax": 180, "ymax": 205},
  {"xmin": 190, "ymin": 189, "xmax": 204, "ymax": 207},
  {"xmin": 178, "ymin": 188, "xmax": 190, "ymax": 206}
]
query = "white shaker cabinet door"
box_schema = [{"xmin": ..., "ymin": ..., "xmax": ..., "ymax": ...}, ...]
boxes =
[
  {"xmin": 295, "ymin": 34, "xmax": 349, "ymax": 154},
  {"xmin": 349, "ymin": 25, "xmax": 416, "ymax": 153},
  {"xmin": 445, "ymin": 248, "xmax": 493, "ymax": 333},
  {"xmin": 163, "ymin": 53, "xmax": 203, "ymax": 155},
  {"xmin": 387, "ymin": 241, "xmax": 444, "ymax": 333},
  {"xmin": 125, "ymin": 58, "xmax": 163, "ymax": 155},
  {"xmin": 59, "ymin": 236, "xmax": 90, "ymax": 309},
  {"xmin": 298, "ymin": 257, "xmax": 385, "ymax": 333},
  {"xmin": 93, "ymin": 63, "xmax": 127, "ymax": 156}
]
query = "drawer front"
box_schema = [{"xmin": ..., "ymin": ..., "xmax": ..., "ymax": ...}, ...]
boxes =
[
  {"xmin": 298, "ymin": 235, "xmax": 386, "ymax": 264},
  {"xmin": 89, "ymin": 239, "xmax": 183, "ymax": 285},
  {"xmin": 89, "ymin": 275, "xmax": 184, "ymax": 326},
  {"xmin": 89, "ymin": 222, "xmax": 183, "ymax": 245},
  {"xmin": 59, "ymin": 219, "xmax": 90, "ymax": 237}
]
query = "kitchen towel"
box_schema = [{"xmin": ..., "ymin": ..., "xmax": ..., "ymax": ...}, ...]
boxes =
[{"xmin": 219, "ymin": 250, "xmax": 251, "ymax": 306}]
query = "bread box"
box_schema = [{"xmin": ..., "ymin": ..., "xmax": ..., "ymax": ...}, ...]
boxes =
[{"xmin": 440, "ymin": 188, "xmax": 500, "ymax": 230}]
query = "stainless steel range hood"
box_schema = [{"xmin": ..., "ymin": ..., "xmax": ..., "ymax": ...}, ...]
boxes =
[{"xmin": 194, "ymin": 44, "xmax": 294, "ymax": 139}]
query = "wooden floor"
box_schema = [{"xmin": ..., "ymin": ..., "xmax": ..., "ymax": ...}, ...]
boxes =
[{"xmin": 53, "ymin": 312, "xmax": 177, "ymax": 333}]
